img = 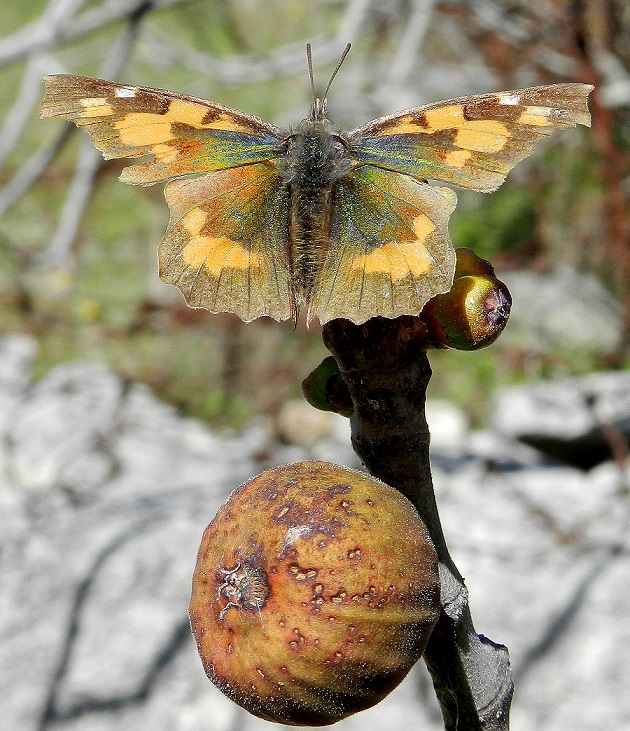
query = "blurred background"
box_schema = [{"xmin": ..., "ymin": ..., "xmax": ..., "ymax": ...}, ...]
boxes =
[
  {"xmin": 1, "ymin": 1, "xmax": 630, "ymax": 730},
  {"xmin": 1, "ymin": 0, "xmax": 628, "ymax": 427}
]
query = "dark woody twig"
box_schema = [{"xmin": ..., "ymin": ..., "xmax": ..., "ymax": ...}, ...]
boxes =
[{"xmin": 322, "ymin": 315, "xmax": 514, "ymax": 730}]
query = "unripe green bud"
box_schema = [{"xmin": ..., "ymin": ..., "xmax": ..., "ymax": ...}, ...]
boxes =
[{"xmin": 301, "ymin": 355, "xmax": 353, "ymax": 417}]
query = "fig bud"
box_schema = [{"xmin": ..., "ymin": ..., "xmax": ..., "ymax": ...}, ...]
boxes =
[
  {"xmin": 301, "ymin": 355, "xmax": 353, "ymax": 417},
  {"xmin": 422, "ymin": 249, "xmax": 511, "ymax": 350},
  {"xmin": 453, "ymin": 246, "xmax": 496, "ymax": 278},
  {"xmin": 189, "ymin": 461, "xmax": 439, "ymax": 726}
]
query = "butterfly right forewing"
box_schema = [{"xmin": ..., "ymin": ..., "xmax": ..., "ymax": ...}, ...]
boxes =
[
  {"xmin": 348, "ymin": 83, "xmax": 593, "ymax": 192},
  {"xmin": 40, "ymin": 75, "xmax": 286, "ymax": 185}
]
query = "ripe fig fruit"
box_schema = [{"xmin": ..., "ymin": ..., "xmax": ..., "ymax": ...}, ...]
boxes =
[{"xmin": 189, "ymin": 461, "xmax": 440, "ymax": 726}]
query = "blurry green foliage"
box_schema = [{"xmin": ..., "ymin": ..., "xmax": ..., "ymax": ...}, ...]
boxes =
[{"xmin": 451, "ymin": 187, "xmax": 537, "ymax": 261}]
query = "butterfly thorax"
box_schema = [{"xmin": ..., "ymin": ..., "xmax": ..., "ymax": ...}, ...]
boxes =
[{"xmin": 283, "ymin": 118, "xmax": 352, "ymax": 302}]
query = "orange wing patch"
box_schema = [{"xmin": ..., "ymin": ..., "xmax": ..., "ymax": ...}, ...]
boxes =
[
  {"xmin": 517, "ymin": 106, "xmax": 552, "ymax": 126},
  {"xmin": 79, "ymin": 97, "xmax": 113, "ymax": 116},
  {"xmin": 444, "ymin": 149, "xmax": 472, "ymax": 168},
  {"xmin": 178, "ymin": 208, "xmax": 262, "ymax": 276},
  {"xmin": 423, "ymin": 105, "xmax": 465, "ymax": 131},
  {"xmin": 381, "ymin": 104, "xmax": 509, "ymax": 153},
  {"xmin": 453, "ymin": 120, "xmax": 508, "ymax": 152},
  {"xmin": 352, "ymin": 214, "xmax": 434, "ymax": 280},
  {"xmin": 113, "ymin": 99, "xmax": 257, "ymax": 147}
]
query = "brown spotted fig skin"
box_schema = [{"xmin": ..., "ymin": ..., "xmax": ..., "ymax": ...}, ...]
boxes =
[{"xmin": 189, "ymin": 461, "xmax": 440, "ymax": 726}]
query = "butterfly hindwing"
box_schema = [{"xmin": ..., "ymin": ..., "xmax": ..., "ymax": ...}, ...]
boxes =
[
  {"xmin": 159, "ymin": 163, "xmax": 293, "ymax": 322},
  {"xmin": 308, "ymin": 165, "xmax": 457, "ymax": 325},
  {"xmin": 40, "ymin": 75, "xmax": 285, "ymax": 185},
  {"xmin": 349, "ymin": 83, "xmax": 593, "ymax": 192}
]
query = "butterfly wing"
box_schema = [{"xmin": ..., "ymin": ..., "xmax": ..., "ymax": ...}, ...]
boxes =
[
  {"xmin": 40, "ymin": 75, "xmax": 286, "ymax": 184},
  {"xmin": 308, "ymin": 165, "xmax": 457, "ymax": 325},
  {"xmin": 349, "ymin": 84, "xmax": 593, "ymax": 192},
  {"xmin": 158, "ymin": 162, "xmax": 292, "ymax": 322},
  {"xmin": 41, "ymin": 75, "xmax": 292, "ymax": 320}
]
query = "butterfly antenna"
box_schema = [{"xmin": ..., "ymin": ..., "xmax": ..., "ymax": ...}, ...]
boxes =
[
  {"xmin": 324, "ymin": 43, "xmax": 351, "ymax": 100},
  {"xmin": 307, "ymin": 43, "xmax": 316, "ymax": 108}
]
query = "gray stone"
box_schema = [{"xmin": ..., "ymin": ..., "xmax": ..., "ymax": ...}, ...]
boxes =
[
  {"xmin": 492, "ymin": 370, "xmax": 630, "ymax": 467},
  {"xmin": 0, "ymin": 334, "xmax": 38, "ymax": 477},
  {"xmin": 499, "ymin": 266, "xmax": 623, "ymax": 353},
  {"xmin": 433, "ymin": 461, "xmax": 630, "ymax": 731},
  {"xmin": 8, "ymin": 363, "xmax": 123, "ymax": 494},
  {"xmin": 2, "ymin": 334, "xmax": 630, "ymax": 731}
]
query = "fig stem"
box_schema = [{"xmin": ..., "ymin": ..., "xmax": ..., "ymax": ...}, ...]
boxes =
[{"xmin": 322, "ymin": 316, "xmax": 513, "ymax": 731}]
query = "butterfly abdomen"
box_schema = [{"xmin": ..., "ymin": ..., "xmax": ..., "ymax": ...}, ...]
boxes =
[{"xmin": 283, "ymin": 120, "xmax": 352, "ymax": 301}]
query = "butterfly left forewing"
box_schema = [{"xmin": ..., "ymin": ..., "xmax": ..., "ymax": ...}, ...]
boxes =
[
  {"xmin": 40, "ymin": 75, "xmax": 285, "ymax": 185},
  {"xmin": 308, "ymin": 165, "xmax": 457, "ymax": 325},
  {"xmin": 159, "ymin": 162, "xmax": 293, "ymax": 322},
  {"xmin": 349, "ymin": 83, "xmax": 593, "ymax": 192}
]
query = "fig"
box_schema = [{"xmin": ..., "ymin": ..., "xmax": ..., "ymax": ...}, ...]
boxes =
[
  {"xmin": 189, "ymin": 461, "xmax": 440, "ymax": 726},
  {"xmin": 424, "ymin": 273, "xmax": 511, "ymax": 350},
  {"xmin": 301, "ymin": 355, "xmax": 353, "ymax": 417},
  {"xmin": 422, "ymin": 248, "xmax": 511, "ymax": 350},
  {"xmin": 452, "ymin": 247, "xmax": 496, "ymax": 278}
]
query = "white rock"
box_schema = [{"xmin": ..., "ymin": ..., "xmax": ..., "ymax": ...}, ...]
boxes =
[
  {"xmin": 492, "ymin": 371, "xmax": 630, "ymax": 467},
  {"xmin": 500, "ymin": 266, "xmax": 623, "ymax": 352},
  {"xmin": 426, "ymin": 399, "xmax": 468, "ymax": 452},
  {"xmin": 2, "ymin": 344, "xmax": 630, "ymax": 731}
]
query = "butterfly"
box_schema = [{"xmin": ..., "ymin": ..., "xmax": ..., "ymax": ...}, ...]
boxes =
[{"xmin": 40, "ymin": 45, "xmax": 593, "ymax": 326}]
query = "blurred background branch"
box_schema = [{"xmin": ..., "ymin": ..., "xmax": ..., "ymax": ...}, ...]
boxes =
[
  {"xmin": 0, "ymin": 0, "xmax": 188, "ymax": 66},
  {"xmin": 39, "ymin": 3, "xmax": 150, "ymax": 268}
]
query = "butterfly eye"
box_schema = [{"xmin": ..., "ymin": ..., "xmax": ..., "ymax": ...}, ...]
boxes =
[{"xmin": 331, "ymin": 136, "xmax": 348, "ymax": 156}]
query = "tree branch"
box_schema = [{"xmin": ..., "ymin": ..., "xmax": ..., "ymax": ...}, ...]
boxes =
[
  {"xmin": 322, "ymin": 316, "xmax": 514, "ymax": 730},
  {"xmin": 38, "ymin": 7, "xmax": 149, "ymax": 269},
  {"xmin": 0, "ymin": 126, "xmax": 75, "ymax": 219},
  {"xmin": 138, "ymin": 0, "xmax": 369, "ymax": 85},
  {"xmin": 0, "ymin": 0, "xmax": 89, "ymax": 165},
  {"xmin": 0, "ymin": 0, "xmax": 189, "ymax": 67},
  {"xmin": 385, "ymin": 0, "xmax": 436, "ymax": 93},
  {"xmin": 137, "ymin": 30, "xmax": 358, "ymax": 85},
  {"xmin": 0, "ymin": 54, "xmax": 58, "ymax": 166}
]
